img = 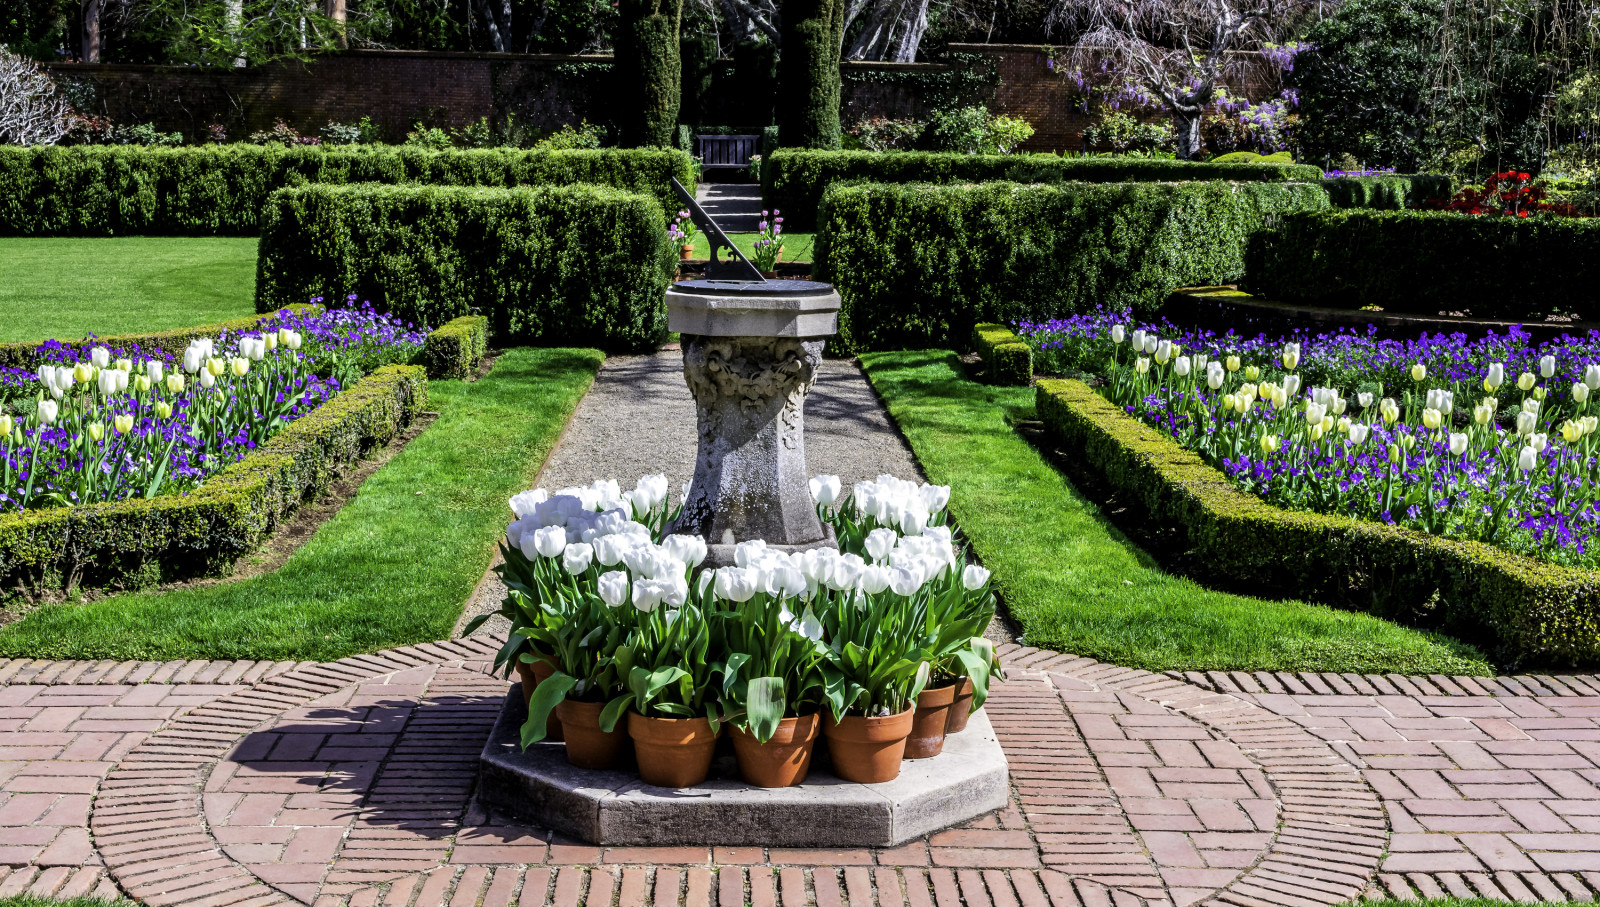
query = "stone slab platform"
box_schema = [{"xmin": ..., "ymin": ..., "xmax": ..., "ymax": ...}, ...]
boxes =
[{"xmin": 477, "ymin": 690, "xmax": 1009, "ymax": 847}]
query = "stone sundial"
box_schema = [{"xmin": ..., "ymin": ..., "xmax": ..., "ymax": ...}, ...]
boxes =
[{"xmin": 665, "ymin": 179, "xmax": 843, "ymax": 564}]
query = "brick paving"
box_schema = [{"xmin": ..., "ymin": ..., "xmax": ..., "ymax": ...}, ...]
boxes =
[{"xmin": 7, "ymin": 645, "xmax": 1600, "ymax": 904}]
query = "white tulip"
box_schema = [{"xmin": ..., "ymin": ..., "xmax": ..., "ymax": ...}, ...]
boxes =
[
  {"xmin": 888, "ymin": 566, "xmax": 922, "ymax": 596},
  {"xmin": 1347, "ymin": 423, "xmax": 1369, "ymax": 445},
  {"xmin": 1304, "ymin": 402, "xmax": 1326, "ymax": 424},
  {"xmin": 1206, "ymin": 361, "xmax": 1225, "ymax": 390},
  {"xmin": 1576, "ymin": 382, "xmax": 1590, "ymax": 404},
  {"xmin": 97, "ymin": 369, "xmax": 119, "ymax": 395},
  {"xmin": 1357, "ymin": 392, "xmax": 1373, "ymax": 409},
  {"xmin": 1282, "ymin": 374, "xmax": 1301, "ymax": 397},
  {"xmin": 1530, "ymin": 432, "xmax": 1549, "ymax": 453},
  {"xmin": 1380, "ymin": 398, "xmax": 1400, "ymax": 424},
  {"xmin": 182, "ymin": 347, "xmax": 203, "ymax": 375},
  {"xmin": 1282, "ymin": 342, "xmax": 1300, "ymax": 370},
  {"xmin": 715, "ymin": 566, "xmax": 758, "ymax": 602},
  {"xmin": 797, "ymin": 606, "xmax": 825, "ymax": 641},
  {"xmin": 199, "ymin": 368, "xmax": 216, "ymax": 389},
  {"xmin": 1155, "ymin": 340, "xmax": 1173, "ymax": 365},
  {"xmin": 1422, "ymin": 408, "xmax": 1442, "ymax": 430},
  {"xmin": 1586, "ymin": 364, "xmax": 1600, "ymax": 390},
  {"xmin": 509, "ymin": 488, "xmax": 550, "ymax": 518},
  {"xmin": 562, "ymin": 543, "xmax": 593, "ymax": 574},
  {"xmin": 1448, "ymin": 432, "xmax": 1469, "ymax": 455},
  {"xmin": 1411, "ymin": 363, "xmax": 1427, "ymax": 382},
  {"xmin": 1111, "ymin": 325, "xmax": 1126, "ymax": 344},
  {"xmin": 662, "ymin": 534, "xmax": 708, "ymax": 567},
  {"xmin": 1539, "ymin": 355, "xmax": 1556, "ymax": 379},
  {"xmin": 1485, "ymin": 363, "xmax": 1505, "ymax": 391},
  {"xmin": 919, "ymin": 484, "xmax": 951, "ymax": 513},
  {"xmin": 857, "ymin": 565, "xmax": 891, "ymax": 595},
  {"xmin": 962, "ymin": 564, "xmax": 991, "ymax": 590},
  {"xmin": 1518, "ymin": 445, "xmax": 1538, "ymax": 472},
  {"xmin": 734, "ymin": 539, "xmax": 769, "ymax": 568},
  {"xmin": 1517, "ymin": 410, "xmax": 1537, "ymax": 437},
  {"xmin": 1173, "ymin": 355, "xmax": 1191, "ymax": 377},
  {"xmin": 1143, "ymin": 334, "xmax": 1159, "ymax": 355},
  {"xmin": 1522, "ymin": 396, "xmax": 1541, "ymax": 414},
  {"xmin": 36, "ymin": 400, "xmax": 58, "ymax": 425},
  {"xmin": 532, "ymin": 525, "xmax": 567, "ymax": 558},
  {"xmin": 145, "ymin": 360, "xmax": 164, "ymax": 383},
  {"xmin": 865, "ymin": 528, "xmax": 898, "ymax": 562},
  {"xmin": 1131, "ymin": 329, "xmax": 1147, "ymax": 351},
  {"xmin": 697, "ymin": 569, "xmax": 716, "ymax": 600},
  {"xmin": 89, "ymin": 346, "xmax": 110, "ymax": 368},
  {"xmin": 808, "ymin": 475, "xmax": 842, "ymax": 506},
  {"xmin": 762, "ymin": 562, "xmax": 807, "ymax": 599},
  {"xmin": 632, "ymin": 581, "xmax": 663, "ymax": 612}
]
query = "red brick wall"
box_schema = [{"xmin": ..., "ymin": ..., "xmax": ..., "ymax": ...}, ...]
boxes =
[{"xmin": 43, "ymin": 46, "xmax": 1275, "ymax": 150}]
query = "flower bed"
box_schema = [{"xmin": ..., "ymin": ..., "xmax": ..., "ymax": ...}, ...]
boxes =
[
  {"xmin": 0, "ymin": 304, "xmax": 427, "ymax": 512},
  {"xmin": 1019, "ymin": 311, "xmax": 1600, "ymax": 568},
  {"xmin": 469, "ymin": 474, "xmax": 1002, "ymax": 788}
]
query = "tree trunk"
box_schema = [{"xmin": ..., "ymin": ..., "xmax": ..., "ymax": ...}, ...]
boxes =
[
  {"xmin": 324, "ymin": 0, "xmax": 348, "ymax": 48},
  {"xmin": 80, "ymin": 0, "xmax": 104, "ymax": 62},
  {"xmin": 887, "ymin": 0, "xmax": 928, "ymax": 62},
  {"xmin": 224, "ymin": 0, "xmax": 245, "ymax": 65},
  {"xmin": 1173, "ymin": 109, "xmax": 1203, "ymax": 160},
  {"xmin": 615, "ymin": 0, "xmax": 684, "ymax": 147}
]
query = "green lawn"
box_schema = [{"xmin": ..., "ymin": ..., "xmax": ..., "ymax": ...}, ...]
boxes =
[
  {"xmin": 688, "ymin": 232, "xmax": 814, "ymax": 263},
  {"xmin": 0, "ymin": 347, "xmax": 602, "ymax": 661},
  {"xmin": 0, "ymin": 237, "xmax": 259, "ymax": 343},
  {"xmin": 860, "ymin": 350, "xmax": 1490, "ymax": 675}
]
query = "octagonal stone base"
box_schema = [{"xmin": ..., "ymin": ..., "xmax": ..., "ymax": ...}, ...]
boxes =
[{"xmin": 476, "ymin": 690, "xmax": 1009, "ymax": 847}]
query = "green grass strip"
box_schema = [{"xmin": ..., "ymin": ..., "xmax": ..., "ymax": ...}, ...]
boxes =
[
  {"xmin": 0, "ymin": 237, "xmax": 258, "ymax": 342},
  {"xmin": 687, "ymin": 232, "xmax": 814, "ymax": 263},
  {"xmin": 0, "ymin": 347, "xmax": 602, "ymax": 662},
  {"xmin": 859, "ymin": 350, "xmax": 1490, "ymax": 675}
]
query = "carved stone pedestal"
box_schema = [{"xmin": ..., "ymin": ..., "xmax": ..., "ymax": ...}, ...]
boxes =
[{"xmin": 664, "ymin": 280, "xmax": 842, "ymax": 564}]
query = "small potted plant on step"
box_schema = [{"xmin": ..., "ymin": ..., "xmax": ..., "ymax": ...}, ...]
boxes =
[
  {"xmin": 751, "ymin": 210, "xmax": 785, "ymax": 278},
  {"xmin": 670, "ymin": 210, "xmax": 699, "ymax": 261}
]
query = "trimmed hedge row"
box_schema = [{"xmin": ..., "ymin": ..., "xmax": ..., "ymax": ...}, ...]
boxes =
[
  {"xmin": 972, "ymin": 323, "xmax": 1032, "ymax": 386},
  {"xmin": 763, "ymin": 149, "xmax": 1325, "ymax": 229},
  {"xmin": 1036, "ymin": 377, "xmax": 1600, "ymax": 666},
  {"xmin": 815, "ymin": 180, "xmax": 1330, "ymax": 354},
  {"xmin": 423, "ymin": 315, "xmax": 490, "ymax": 380},
  {"xmin": 0, "ymin": 306, "xmax": 315, "ymax": 371},
  {"xmin": 1321, "ymin": 174, "xmax": 1453, "ymax": 209},
  {"xmin": 255, "ymin": 183, "xmax": 673, "ymax": 352},
  {"xmin": 0, "ymin": 145, "xmax": 696, "ymax": 236},
  {"xmin": 0, "ymin": 364, "xmax": 427, "ymax": 601},
  {"xmin": 1244, "ymin": 209, "xmax": 1600, "ymax": 322}
]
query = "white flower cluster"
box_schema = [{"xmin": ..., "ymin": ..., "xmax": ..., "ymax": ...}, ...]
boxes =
[{"xmin": 814, "ymin": 473, "xmax": 952, "ymax": 537}]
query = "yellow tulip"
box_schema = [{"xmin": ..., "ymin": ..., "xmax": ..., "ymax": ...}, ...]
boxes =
[
  {"xmin": 87, "ymin": 422, "xmax": 104, "ymax": 442},
  {"xmin": 1422, "ymin": 408, "xmax": 1442, "ymax": 430},
  {"xmin": 113, "ymin": 414, "xmax": 134, "ymax": 435},
  {"xmin": 1225, "ymin": 355, "xmax": 1241, "ymax": 372}
]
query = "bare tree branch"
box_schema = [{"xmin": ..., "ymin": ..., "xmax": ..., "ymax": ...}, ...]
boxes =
[{"xmin": 0, "ymin": 47, "xmax": 79, "ymax": 146}]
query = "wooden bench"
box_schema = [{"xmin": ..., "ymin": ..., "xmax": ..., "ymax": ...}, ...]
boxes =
[{"xmin": 695, "ymin": 134, "xmax": 761, "ymax": 172}]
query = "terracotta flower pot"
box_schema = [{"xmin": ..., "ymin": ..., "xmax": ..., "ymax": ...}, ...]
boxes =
[
  {"xmin": 730, "ymin": 713, "xmax": 820, "ymax": 788},
  {"xmin": 680, "ymin": 243, "xmax": 694, "ymax": 260},
  {"xmin": 515, "ymin": 657, "xmax": 563, "ymax": 741},
  {"xmin": 759, "ymin": 270, "xmax": 779, "ymax": 279},
  {"xmin": 555, "ymin": 699, "xmax": 624, "ymax": 770},
  {"xmin": 629, "ymin": 713, "xmax": 720, "ymax": 788},
  {"xmin": 946, "ymin": 675, "xmax": 976, "ymax": 734},
  {"xmin": 823, "ymin": 707, "xmax": 914, "ymax": 783},
  {"xmin": 906, "ymin": 683, "xmax": 957, "ymax": 759}
]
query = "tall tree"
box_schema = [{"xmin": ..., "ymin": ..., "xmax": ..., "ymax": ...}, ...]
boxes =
[
  {"xmin": 615, "ymin": 0, "xmax": 684, "ymax": 146},
  {"xmin": 1046, "ymin": 0, "xmax": 1313, "ymax": 159},
  {"xmin": 777, "ymin": 0, "xmax": 843, "ymax": 147}
]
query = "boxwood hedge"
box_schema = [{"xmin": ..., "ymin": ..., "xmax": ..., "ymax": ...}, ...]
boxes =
[
  {"xmin": 815, "ymin": 180, "xmax": 1330, "ymax": 354},
  {"xmin": 972, "ymin": 323, "xmax": 1032, "ymax": 385},
  {"xmin": 1037, "ymin": 377, "xmax": 1600, "ymax": 666},
  {"xmin": 1244, "ymin": 208, "xmax": 1600, "ymax": 322},
  {"xmin": 0, "ymin": 145, "xmax": 696, "ymax": 236},
  {"xmin": 764, "ymin": 149, "xmax": 1325, "ymax": 230},
  {"xmin": 256, "ymin": 183, "xmax": 673, "ymax": 352},
  {"xmin": 1321, "ymin": 174, "xmax": 1452, "ymax": 209},
  {"xmin": 422, "ymin": 315, "xmax": 490, "ymax": 380},
  {"xmin": 0, "ymin": 364, "xmax": 427, "ymax": 602}
]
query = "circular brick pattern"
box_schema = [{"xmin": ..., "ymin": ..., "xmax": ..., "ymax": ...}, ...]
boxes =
[{"xmin": 83, "ymin": 640, "xmax": 1391, "ymax": 907}]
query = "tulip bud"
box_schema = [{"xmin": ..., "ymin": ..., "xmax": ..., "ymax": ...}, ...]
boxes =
[
  {"xmin": 1587, "ymin": 364, "xmax": 1600, "ymax": 390},
  {"xmin": 87, "ymin": 422, "xmax": 104, "ymax": 442},
  {"xmin": 1173, "ymin": 355, "xmax": 1191, "ymax": 377},
  {"xmin": 1576, "ymin": 382, "xmax": 1590, "ymax": 404},
  {"xmin": 1411, "ymin": 363, "xmax": 1427, "ymax": 382},
  {"xmin": 155, "ymin": 401, "xmax": 173, "ymax": 420},
  {"xmin": 1517, "ymin": 372, "xmax": 1536, "ymax": 391},
  {"xmin": 230, "ymin": 357, "xmax": 250, "ymax": 377},
  {"xmin": 113, "ymin": 413, "xmax": 134, "ymax": 435},
  {"xmin": 1357, "ymin": 392, "xmax": 1373, "ymax": 409},
  {"xmin": 1110, "ymin": 325, "xmax": 1126, "ymax": 344},
  {"xmin": 1518, "ymin": 445, "xmax": 1538, "ymax": 471},
  {"xmin": 1244, "ymin": 365, "xmax": 1260, "ymax": 382},
  {"xmin": 1449, "ymin": 432, "xmax": 1469, "ymax": 455},
  {"xmin": 1380, "ymin": 398, "xmax": 1400, "ymax": 424},
  {"xmin": 165, "ymin": 374, "xmax": 186, "ymax": 394},
  {"xmin": 1517, "ymin": 410, "xmax": 1537, "ymax": 436},
  {"xmin": 0, "ymin": 415, "xmax": 11, "ymax": 438},
  {"xmin": 1259, "ymin": 434, "xmax": 1280, "ymax": 454},
  {"xmin": 1226, "ymin": 355, "xmax": 1241, "ymax": 373},
  {"xmin": 1530, "ymin": 432, "xmax": 1548, "ymax": 453},
  {"xmin": 1135, "ymin": 357, "xmax": 1150, "ymax": 375},
  {"xmin": 1401, "ymin": 434, "xmax": 1416, "ymax": 450},
  {"xmin": 1388, "ymin": 443, "xmax": 1402, "ymax": 464},
  {"xmin": 1485, "ymin": 363, "xmax": 1505, "ymax": 391},
  {"xmin": 1422, "ymin": 408, "xmax": 1442, "ymax": 430}
]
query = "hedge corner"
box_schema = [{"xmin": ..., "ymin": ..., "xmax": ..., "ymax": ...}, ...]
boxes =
[
  {"xmin": 423, "ymin": 315, "xmax": 490, "ymax": 380},
  {"xmin": 973, "ymin": 323, "xmax": 1033, "ymax": 386}
]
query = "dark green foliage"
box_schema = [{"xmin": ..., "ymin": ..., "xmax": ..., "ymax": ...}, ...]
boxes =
[
  {"xmin": 422, "ymin": 315, "xmax": 490, "ymax": 380},
  {"xmin": 1243, "ymin": 209, "xmax": 1600, "ymax": 321},
  {"xmin": 972, "ymin": 323, "xmax": 1032, "ymax": 386},
  {"xmin": 614, "ymin": 0, "xmax": 684, "ymax": 147},
  {"xmin": 679, "ymin": 33, "xmax": 717, "ymax": 125},
  {"xmin": 256, "ymin": 183, "xmax": 673, "ymax": 351},
  {"xmin": 764, "ymin": 149, "xmax": 1325, "ymax": 229},
  {"xmin": 1293, "ymin": 0, "xmax": 1442, "ymax": 171},
  {"xmin": 1036, "ymin": 377, "xmax": 1600, "ymax": 667},
  {"xmin": 0, "ymin": 365, "xmax": 426, "ymax": 602},
  {"xmin": 1321, "ymin": 174, "xmax": 1453, "ymax": 209},
  {"xmin": 777, "ymin": 0, "xmax": 844, "ymax": 150},
  {"xmin": 0, "ymin": 145, "xmax": 696, "ymax": 236},
  {"xmin": 731, "ymin": 40, "xmax": 780, "ymax": 127},
  {"xmin": 815, "ymin": 180, "xmax": 1330, "ymax": 352}
]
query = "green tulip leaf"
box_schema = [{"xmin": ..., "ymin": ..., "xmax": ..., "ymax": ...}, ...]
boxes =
[
  {"xmin": 746, "ymin": 676, "xmax": 786, "ymax": 743},
  {"xmin": 520, "ymin": 671, "xmax": 578, "ymax": 749}
]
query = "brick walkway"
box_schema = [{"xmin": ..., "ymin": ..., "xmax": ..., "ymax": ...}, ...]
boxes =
[{"xmin": 8, "ymin": 645, "xmax": 1600, "ymax": 905}]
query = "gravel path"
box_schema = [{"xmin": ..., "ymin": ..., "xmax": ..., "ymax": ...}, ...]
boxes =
[{"xmin": 457, "ymin": 349, "xmax": 922, "ymax": 636}]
